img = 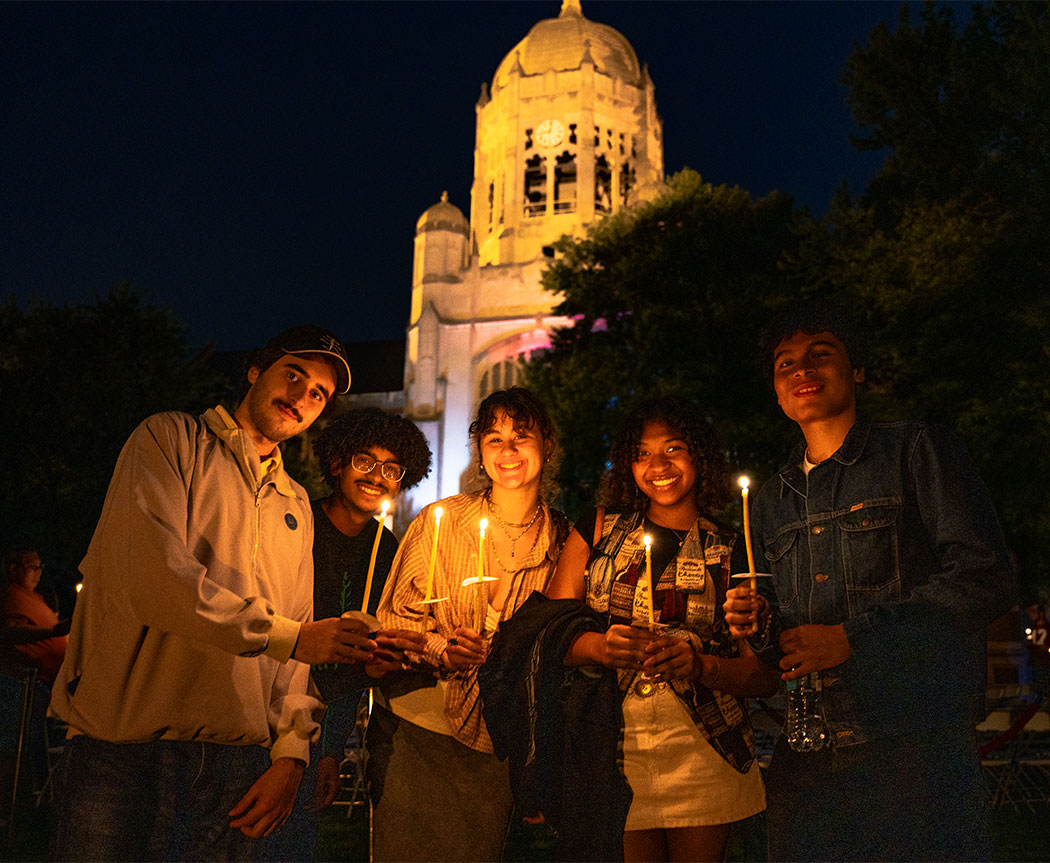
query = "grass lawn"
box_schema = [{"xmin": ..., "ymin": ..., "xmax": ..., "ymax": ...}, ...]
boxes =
[
  {"xmin": 4, "ymin": 788, "xmax": 1047, "ymax": 861},
  {"xmin": 313, "ymin": 801, "xmax": 1048, "ymax": 863}
]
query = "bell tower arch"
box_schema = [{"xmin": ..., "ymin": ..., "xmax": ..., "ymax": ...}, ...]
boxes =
[{"xmin": 470, "ymin": 0, "xmax": 664, "ymax": 267}]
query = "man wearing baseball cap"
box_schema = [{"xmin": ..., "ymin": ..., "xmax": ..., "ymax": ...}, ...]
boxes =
[{"xmin": 50, "ymin": 325, "xmax": 370, "ymax": 861}]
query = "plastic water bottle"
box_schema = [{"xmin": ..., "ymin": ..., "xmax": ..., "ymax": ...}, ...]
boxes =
[{"xmin": 784, "ymin": 672, "xmax": 829, "ymax": 751}]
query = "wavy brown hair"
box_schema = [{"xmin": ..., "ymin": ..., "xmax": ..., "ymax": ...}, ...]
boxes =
[
  {"xmin": 466, "ymin": 387, "xmax": 561, "ymax": 501},
  {"xmin": 600, "ymin": 396, "xmax": 729, "ymax": 514}
]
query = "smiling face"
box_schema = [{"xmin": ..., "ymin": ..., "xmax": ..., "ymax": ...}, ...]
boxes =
[
  {"xmin": 479, "ymin": 409, "xmax": 545, "ymax": 494},
  {"xmin": 331, "ymin": 444, "xmax": 402, "ymax": 518},
  {"xmin": 631, "ymin": 420, "xmax": 699, "ymax": 522},
  {"xmin": 772, "ymin": 330, "xmax": 864, "ymax": 430},
  {"xmin": 236, "ymin": 355, "xmax": 337, "ymax": 455}
]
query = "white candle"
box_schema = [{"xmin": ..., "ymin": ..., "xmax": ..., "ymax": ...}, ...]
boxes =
[
  {"xmin": 475, "ymin": 518, "xmax": 488, "ymax": 633},
  {"xmin": 421, "ymin": 506, "xmax": 443, "ymax": 631},
  {"xmin": 643, "ymin": 534, "xmax": 655, "ymax": 632},
  {"xmin": 739, "ymin": 476, "xmax": 758, "ymax": 632},
  {"xmin": 360, "ymin": 499, "xmax": 390, "ymax": 614}
]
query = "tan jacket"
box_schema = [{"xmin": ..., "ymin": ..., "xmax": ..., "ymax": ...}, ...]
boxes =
[{"xmin": 50, "ymin": 407, "xmax": 320, "ymax": 763}]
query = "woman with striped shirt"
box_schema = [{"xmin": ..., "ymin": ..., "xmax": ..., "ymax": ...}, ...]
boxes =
[{"xmin": 370, "ymin": 387, "xmax": 568, "ymax": 862}]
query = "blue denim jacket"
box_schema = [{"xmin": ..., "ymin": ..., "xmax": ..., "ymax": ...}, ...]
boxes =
[{"xmin": 749, "ymin": 417, "xmax": 1015, "ymax": 748}]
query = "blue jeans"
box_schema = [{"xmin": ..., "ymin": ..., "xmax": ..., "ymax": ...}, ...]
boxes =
[
  {"xmin": 50, "ymin": 736, "xmax": 270, "ymax": 862},
  {"xmin": 765, "ymin": 723, "xmax": 990, "ymax": 861}
]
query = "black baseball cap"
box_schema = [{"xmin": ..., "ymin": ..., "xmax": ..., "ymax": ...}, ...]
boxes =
[{"xmin": 265, "ymin": 325, "xmax": 351, "ymax": 394}]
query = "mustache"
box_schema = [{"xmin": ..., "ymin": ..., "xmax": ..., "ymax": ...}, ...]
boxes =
[{"xmin": 273, "ymin": 399, "xmax": 302, "ymax": 422}]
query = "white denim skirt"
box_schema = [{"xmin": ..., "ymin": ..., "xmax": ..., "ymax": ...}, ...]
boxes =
[{"xmin": 622, "ymin": 682, "xmax": 766, "ymax": 830}]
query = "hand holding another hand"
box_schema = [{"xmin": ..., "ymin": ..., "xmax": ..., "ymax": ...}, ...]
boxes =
[
  {"xmin": 293, "ymin": 617, "xmax": 375, "ymax": 665},
  {"xmin": 599, "ymin": 624, "xmax": 653, "ymax": 671},
  {"xmin": 365, "ymin": 628, "xmax": 426, "ymax": 678},
  {"xmin": 643, "ymin": 634, "xmax": 698, "ymax": 681}
]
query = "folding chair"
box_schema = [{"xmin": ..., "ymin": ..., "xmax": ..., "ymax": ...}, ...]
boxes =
[
  {"xmin": 1, "ymin": 667, "xmax": 38, "ymax": 853},
  {"xmin": 1012, "ymin": 711, "xmax": 1050, "ymax": 810},
  {"xmin": 977, "ymin": 710, "xmax": 1018, "ymax": 807},
  {"xmin": 333, "ymin": 689, "xmax": 373, "ymax": 812}
]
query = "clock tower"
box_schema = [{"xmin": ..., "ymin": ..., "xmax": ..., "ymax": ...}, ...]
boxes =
[
  {"xmin": 470, "ymin": 0, "xmax": 663, "ymax": 266},
  {"xmin": 396, "ymin": 0, "xmax": 665, "ymax": 511}
]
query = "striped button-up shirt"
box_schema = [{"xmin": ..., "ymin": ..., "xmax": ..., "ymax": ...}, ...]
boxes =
[{"xmin": 376, "ymin": 492, "xmax": 566, "ymax": 752}]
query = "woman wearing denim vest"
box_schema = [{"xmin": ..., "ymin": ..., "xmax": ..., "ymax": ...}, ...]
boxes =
[{"xmin": 547, "ymin": 396, "xmax": 778, "ymax": 863}]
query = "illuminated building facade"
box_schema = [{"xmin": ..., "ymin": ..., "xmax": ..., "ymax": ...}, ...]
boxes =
[{"xmin": 360, "ymin": 0, "xmax": 665, "ymax": 520}]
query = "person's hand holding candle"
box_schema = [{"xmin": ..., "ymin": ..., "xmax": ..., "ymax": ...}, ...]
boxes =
[{"xmin": 441, "ymin": 625, "xmax": 489, "ymax": 671}]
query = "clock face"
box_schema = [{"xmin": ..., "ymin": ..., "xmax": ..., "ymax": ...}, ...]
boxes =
[{"xmin": 535, "ymin": 119, "xmax": 565, "ymax": 148}]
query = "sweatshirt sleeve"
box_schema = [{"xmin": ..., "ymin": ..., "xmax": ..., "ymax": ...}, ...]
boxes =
[{"xmin": 83, "ymin": 413, "xmax": 300, "ymax": 659}]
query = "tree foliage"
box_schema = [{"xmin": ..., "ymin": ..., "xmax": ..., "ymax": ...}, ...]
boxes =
[
  {"xmin": 524, "ymin": 170, "xmax": 801, "ymax": 519},
  {"xmin": 527, "ymin": 3, "xmax": 1050, "ymax": 597},
  {"xmin": 1, "ymin": 285, "xmax": 229, "ymax": 570},
  {"xmin": 789, "ymin": 1, "xmax": 1050, "ymax": 596}
]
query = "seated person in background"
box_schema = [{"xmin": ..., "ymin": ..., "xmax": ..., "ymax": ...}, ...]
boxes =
[{"xmin": 1, "ymin": 548, "xmax": 69, "ymax": 683}]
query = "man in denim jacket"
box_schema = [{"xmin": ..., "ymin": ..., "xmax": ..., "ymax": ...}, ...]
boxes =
[{"xmin": 725, "ymin": 301, "xmax": 1014, "ymax": 861}]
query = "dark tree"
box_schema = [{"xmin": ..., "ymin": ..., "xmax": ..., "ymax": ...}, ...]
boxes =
[
  {"xmin": 524, "ymin": 170, "xmax": 801, "ymax": 519},
  {"xmin": 788, "ymin": 1, "xmax": 1050, "ymax": 595},
  {"xmin": 1, "ymin": 284, "xmax": 229, "ymax": 571}
]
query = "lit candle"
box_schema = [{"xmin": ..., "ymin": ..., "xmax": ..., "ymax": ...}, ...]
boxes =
[
  {"xmin": 421, "ymin": 506, "xmax": 444, "ymax": 631},
  {"xmin": 643, "ymin": 534, "xmax": 655, "ymax": 632},
  {"xmin": 360, "ymin": 499, "xmax": 390, "ymax": 614},
  {"xmin": 739, "ymin": 476, "xmax": 758, "ymax": 632},
  {"xmin": 475, "ymin": 517, "xmax": 489, "ymax": 633}
]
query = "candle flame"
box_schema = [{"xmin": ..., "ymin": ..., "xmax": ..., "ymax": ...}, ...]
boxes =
[
  {"xmin": 434, "ymin": 505, "xmax": 444, "ymax": 521},
  {"xmin": 480, "ymin": 517, "xmax": 488, "ymax": 536},
  {"xmin": 738, "ymin": 475, "xmax": 750, "ymax": 491},
  {"xmin": 643, "ymin": 534, "xmax": 652, "ymax": 548},
  {"xmin": 76, "ymin": 582, "xmax": 83, "ymax": 593},
  {"xmin": 380, "ymin": 499, "xmax": 390, "ymax": 514}
]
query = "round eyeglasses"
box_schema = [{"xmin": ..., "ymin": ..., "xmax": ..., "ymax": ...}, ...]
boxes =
[{"xmin": 351, "ymin": 452, "xmax": 406, "ymax": 483}]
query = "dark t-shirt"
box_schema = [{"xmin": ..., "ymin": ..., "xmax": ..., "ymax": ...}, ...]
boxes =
[
  {"xmin": 311, "ymin": 498, "xmax": 398, "ymax": 620},
  {"xmin": 310, "ymin": 498, "xmax": 399, "ymax": 709}
]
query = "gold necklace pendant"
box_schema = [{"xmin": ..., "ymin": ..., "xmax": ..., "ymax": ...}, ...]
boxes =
[{"xmin": 486, "ymin": 494, "xmax": 542, "ymax": 557}]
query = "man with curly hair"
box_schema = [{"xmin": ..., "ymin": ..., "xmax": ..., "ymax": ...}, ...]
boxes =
[{"xmin": 264, "ymin": 407, "xmax": 431, "ymax": 860}]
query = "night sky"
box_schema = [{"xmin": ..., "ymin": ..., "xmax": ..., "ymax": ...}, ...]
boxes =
[{"xmin": 3, "ymin": 1, "xmax": 921, "ymax": 353}]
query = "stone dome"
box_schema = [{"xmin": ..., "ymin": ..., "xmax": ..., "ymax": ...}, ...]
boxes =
[
  {"xmin": 416, "ymin": 191, "xmax": 469, "ymax": 237},
  {"xmin": 493, "ymin": 0, "xmax": 641, "ymax": 89}
]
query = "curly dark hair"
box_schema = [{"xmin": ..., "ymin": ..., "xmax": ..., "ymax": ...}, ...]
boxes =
[
  {"xmin": 313, "ymin": 408, "xmax": 431, "ymax": 491},
  {"xmin": 757, "ymin": 299, "xmax": 868, "ymax": 388},
  {"xmin": 600, "ymin": 396, "xmax": 729, "ymax": 514},
  {"xmin": 467, "ymin": 387, "xmax": 561, "ymax": 498}
]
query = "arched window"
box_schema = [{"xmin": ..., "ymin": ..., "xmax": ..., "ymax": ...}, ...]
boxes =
[
  {"xmin": 524, "ymin": 154, "xmax": 546, "ymax": 217},
  {"xmin": 554, "ymin": 151, "xmax": 576, "ymax": 213},
  {"xmin": 595, "ymin": 155, "xmax": 612, "ymax": 213},
  {"xmin": 620, "ymin": 161, "xmax": 635, "ymax": 206}
]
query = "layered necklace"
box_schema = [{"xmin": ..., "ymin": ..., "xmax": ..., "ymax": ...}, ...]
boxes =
[{"xmin": 485, "ymin": 492, "xmax": 544, "ymax": 572}]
